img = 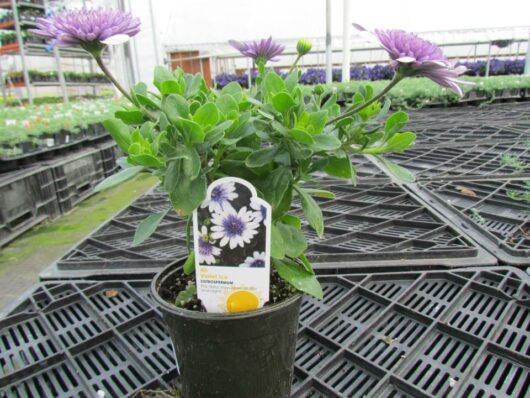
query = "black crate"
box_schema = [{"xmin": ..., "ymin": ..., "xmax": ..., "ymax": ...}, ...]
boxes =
[
  {"xmin": 41, "ymin": 183, "xmax": 496, "ymax": 279},
  {"xmin": 98, "ymin": 142, "xmax": 121, "ymax": 178},
  {"xmin": 46, "ymin": 147, "xmax": 106, "ymax": 214},
  {"xmin": 2, "ymin": 267, "xmax": 529, "ymax": 398},
  {"xmin": 413, "ymin": 178, "xmax": 530, "ymax": 266},
  {"xmin": 380, "ymin": 141, "xmax": 530, "ymax": 181},
  {"xmin": 0, "ymin": 166, "xmax": 60, "ymax": 247}
]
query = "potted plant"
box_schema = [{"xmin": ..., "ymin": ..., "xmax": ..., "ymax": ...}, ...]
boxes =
[{"xmin": 31, "ymin": 9, "xmax": 469, "ymax": 398}]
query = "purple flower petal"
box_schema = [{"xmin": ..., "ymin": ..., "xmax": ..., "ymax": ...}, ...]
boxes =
[{"xmin": 228, "ymin": 36, "xmax": 284, "ymax": 64}]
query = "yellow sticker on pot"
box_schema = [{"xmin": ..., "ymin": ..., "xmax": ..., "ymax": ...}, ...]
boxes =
[{"xmin": 193, "ymin": 177, "xmax": 271, "ymax": 313}]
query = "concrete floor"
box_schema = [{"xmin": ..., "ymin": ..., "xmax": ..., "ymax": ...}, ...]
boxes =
[{"xmin": 0, "ymin": 174, "xmax": 157, "ymax": 314}]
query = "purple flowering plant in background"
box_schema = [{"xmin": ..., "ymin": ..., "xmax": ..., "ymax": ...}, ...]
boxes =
[
  {"xmin": 31, "ymin": 6, "xmax": 470, "ymax": 302},
  {"xmin": 229, "ymin": 36, "xmax": 285, "ymax": 65}
]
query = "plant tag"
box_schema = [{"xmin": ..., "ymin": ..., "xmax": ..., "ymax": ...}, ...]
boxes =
[{"xmin": 193, "ymin": 177, "xmax": 271, "ymax": 313}]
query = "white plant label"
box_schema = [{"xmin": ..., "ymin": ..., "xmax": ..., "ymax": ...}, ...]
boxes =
[{"xmin": 193, "ymin": 177, "xmax": 271, "ymax": 313}]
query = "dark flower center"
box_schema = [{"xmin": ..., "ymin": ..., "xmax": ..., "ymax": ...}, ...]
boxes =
[
  {"xmin": 251, "ymin": 259, "xmax": 265, "ymax": 268},
  {"xmin": 211, "ymin": 186, "xmax": 225, "ymax": 202},
  {"xmin": 199, "ymin": 239, "xmax": 213, "ymax": 256},
  {"xmin": 223, "ymin": 215, "xmax": 245, "ymax": 237}
]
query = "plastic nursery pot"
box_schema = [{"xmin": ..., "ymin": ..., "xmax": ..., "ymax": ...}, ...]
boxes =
[{"xmin": 151, "ymin": 260, "xmax": 303, "ymax": 398}]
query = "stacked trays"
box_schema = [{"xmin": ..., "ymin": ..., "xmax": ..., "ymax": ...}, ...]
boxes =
[
  {"xmin": 1, "ymin": 267, "xmax": 528, "ymax": 398},
  {"xmin": 41, "ymin": 182, "xmax": 496, "ymax": 279}
]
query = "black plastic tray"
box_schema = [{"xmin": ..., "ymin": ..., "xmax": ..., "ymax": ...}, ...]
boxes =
[
  {"xmin": 0, "ymin": 165, "xmax": 60, "ymax": 247},
  {"xmin": 380, "ymin": 141, "xmax": 530, "ymax": 181},
  {"xmin": 409, "ymin": 122, "xmax": 529, "ymax": 148},
  {"xmin": 0, "ymin": 124, "xmax": 109, "ymax": 173},
  {"xmin": 2, "ymin": 267, "xmax": 529, "ymax": 398},
  {"xmin": 413, "ymin": 178, "xmax": 530, "ymax": 266},
  {"xmin": 41, "ymin": 183, "xmax": 496, "ymax": 279},
  {"xmin": 45, "ymin": 144, "xmax": 108, "ymax": 214}
]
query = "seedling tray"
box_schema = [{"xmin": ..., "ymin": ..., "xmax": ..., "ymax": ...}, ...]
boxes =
[
  {"xmin": 2, "ymin": 267, "xmax": 528, "ymax": 398},
  {"xmin": 381, "ymin": 141, "xmax": 530, "ymax": 181},
  {"xmin": 409, "ymin": 122, "xmax": 529, "ymax": 148},
  {"xmin": 41, "ymin": 183, "xmax": 495, "ymax": 280},
  {"xmin": 413, "ymin": 178, "xmax": 530, "ymax": 266},
  {"xmin": 0, "ymin": 165, "xmax": 60, "ymax": 247}
]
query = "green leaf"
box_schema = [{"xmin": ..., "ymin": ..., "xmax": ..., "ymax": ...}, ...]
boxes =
[
  {"xmin": 295, "ymin": 186, "xmax": 324, "ymax": 238},
  {"xmin": 181, "ymin": 147, "xmax": 201, "ymax": 178},
  {"xmin": 284, "ymin": 70, "xmax": 299, "ymax": 92},
  {"xmin": 261, "ymin": 167, "xmax": 292, "ymax": 211},
  {"xmin": 264, "ymin": 72, "xmax": 286, "ymax": 95},
  {"xmin": 193, "ymin": 103, "xmax": 220, "ymax": 127},
  {"xmin": 382, "ymin": 132, "xmax": 416, "ymax": 153},
  {"xmin": 221, "ymin": 81, "xmax": 243, "ymax": 101},
  {"xmin": 175, "ymin": 284, "xmax": 197, "ymax": 306},
  {"xmin": 302, "ymin": 189, "xmax": 336, "ymax": 199},
  {"xmin": 154, "ymin": 66, "xmax": 176, "ymax": 90},
  {"xmin": 216, "ymin": 95, "xmax": 239, "ymax": 115},
  {"xmin": 272, "ymin": 92, "xmax": 295, "ymax": 113},
  {"xmin": 376, "ymin": 156, "xmax": 415, "ymax": 182},
  {"xmin": 160, "ymin": 80, "xmax": 183, "ymax": 95},
  {"xmin": 307, "ymin": 111, "xmax": 328, "ymax": 134},
  {"xmin": 324, "ymin": 155, "xmax": 353, "ymax": 179},
  {"xmin": 135, "ymin": 93, "xmax": 161, "ymax": 110},
  {"xmin": 282, "ymin": 214, "xmax": 301, "ymax": 229},
  {"xmin": 162, "ymin": 94, "xmax": 189, "ymax": 122},
  {"xmin": 129, "ymin": 154, "xmax": 164, "ymax": 168},
  {"xmin": 94, "ymin": 166, "xmax": 143, "ymax": 192},
  {"xmin": 276, "ymin": 223, "xmax": 307, "ymax": 258},
  {"xmin": 271, "ymin": 224, "xmax": 286, "ymax": 259},
  {"xmin": 133, "ymin": 210, "xmax": 169, "ymax": 246},
  {"xmin": 245, "ymin": 147, "xmax": 277, "ymax": 167},
  {"xmin": 115, "ymin": 109, "xmax": 144, "ymax": 125},
  {"xmin": 273, "ymin": 258, "xmax": 323, "ymax": 299},
  {"xmin": 169, "ymin": 172, "xmax": 207, "ymax": 216},
  {"xmin": 311, "ymin": 134, "xmax": 341, "ymax": 152},
  {"xmin": 179, "ymin": 118, "xmax": 205, "ymax": 145},
  {"xmin": 185, "ymin": 74, "xmax": 203, "ymax": 97},
  {"xmin": 298, "ymin": 253, "xmax": 314, "ymax": 274},
  {"xmin": 384, "ymin": 111, "xmax": 409, "ymax": 139},
  {"xmin": 183, "ymin": 252, "xmax": 195, "ymax": 274},
  {"xmin": 102, "ymin": 118, "xmax": 131, "ymax": 153},
  {"xmin": 289, "ymin": 128, "xmax": 314, "ymax": 145}
]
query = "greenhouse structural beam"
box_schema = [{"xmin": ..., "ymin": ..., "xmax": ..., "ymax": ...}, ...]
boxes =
[
  {"xmin": 325, "ymin": 0, "xmax": 332, "ymax": 84},
  {"xmin": 341, "ymin": 0, "xmax": 351, "ymax": 82},
  {"xmin": 524, "ymin": 31, "xmax": 530, "ymax": 75},
  {"xmin": 11, "ymin": 0, "xmax": 31, "ymax": 104}
]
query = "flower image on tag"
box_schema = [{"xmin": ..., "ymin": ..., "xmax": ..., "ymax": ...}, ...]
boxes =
[{"xmin": 193, "ymin": 177, "xmax": 271, "ymax": 313}]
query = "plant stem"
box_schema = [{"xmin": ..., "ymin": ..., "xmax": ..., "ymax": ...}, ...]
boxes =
[
  {"xmin": 94, "ymin": 55, "xmax": 134, "ymax": 103},
  {"xmin": 186, "ymin": 215, "xmax": 192, "ymax": 253},
  {"xmin": 288, "ymin": 55, "xmax": 302, "ymax": 74},
  {"xmin": 326, "ymin": 76, "xmax": 402, "ymax": 125}
]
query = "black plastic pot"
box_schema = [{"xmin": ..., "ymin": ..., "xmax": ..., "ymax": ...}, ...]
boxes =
[{"xmin": 151, "ymin": 261, "xmax": 302, "ymax": 398}]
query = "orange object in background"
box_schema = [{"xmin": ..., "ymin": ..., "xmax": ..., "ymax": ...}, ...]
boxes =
[{"xmin": 169, "ymin": 50, "xmax": 212, "ymax": 87}]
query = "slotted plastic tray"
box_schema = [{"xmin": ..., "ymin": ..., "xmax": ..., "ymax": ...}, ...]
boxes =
[
  {"xmin": 41, "ymin": 183, "xmax": 496, "ymax": 279},
  {"xmin": 412, "ymin": 178, "xmax": 530, "ymax": 266},
  {"xmin": 381, "ymin": 141, "xmax": 530, "ymax": 181},
  {"xmin": 0, "ymin": 166, "xmax": 60, "ymax": 247},
  {"xmin": 409, "ymin": 122, "xmax": 529, "ymax": 148},
  {"xmin": 2, "ymin": 267, "xmax": 528, "ymax": 398}
]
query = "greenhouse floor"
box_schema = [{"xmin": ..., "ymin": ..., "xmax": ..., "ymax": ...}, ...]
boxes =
[
  {"xmin": 0, "ymin": 101, "xmax": 529, "ymax": 398},
  {"xmin": 0, "ymin": 175, "xmax": 157, "ymax": 312}
]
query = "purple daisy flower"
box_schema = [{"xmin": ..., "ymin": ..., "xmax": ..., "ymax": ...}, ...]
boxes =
[
  {"xmin": 240, "ymin": 251, "xmax": 266, "ymax": 268},
  {"xmin": 201, "ymin": 182, "xmax": 238, "ymax": 214},
  {"xmin": 197, "ymin": 226, "xmax": 221, "ymax": 265},
  {"xmin": 210, "ymin": 206, "xmax": 259, "ymax": 249},
  {"xmin": 354, "ymin": 24, "xmax": 469, "ymax": 96},
  {"xmin": 229, "ymin": 37, "xmax": 285, "ymax": 64},
  {"xmin": 30, "ymin": 8, "xmax": 140, "ymax": 53}
]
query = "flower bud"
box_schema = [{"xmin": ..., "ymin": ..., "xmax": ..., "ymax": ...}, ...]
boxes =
[
  {"xmin": 296, "ymin": 39, "xmax": 312, "ymax": 56},
  {"xmin": 313, "ymin": 84, "xmax": 324, "ymax": 96}
]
